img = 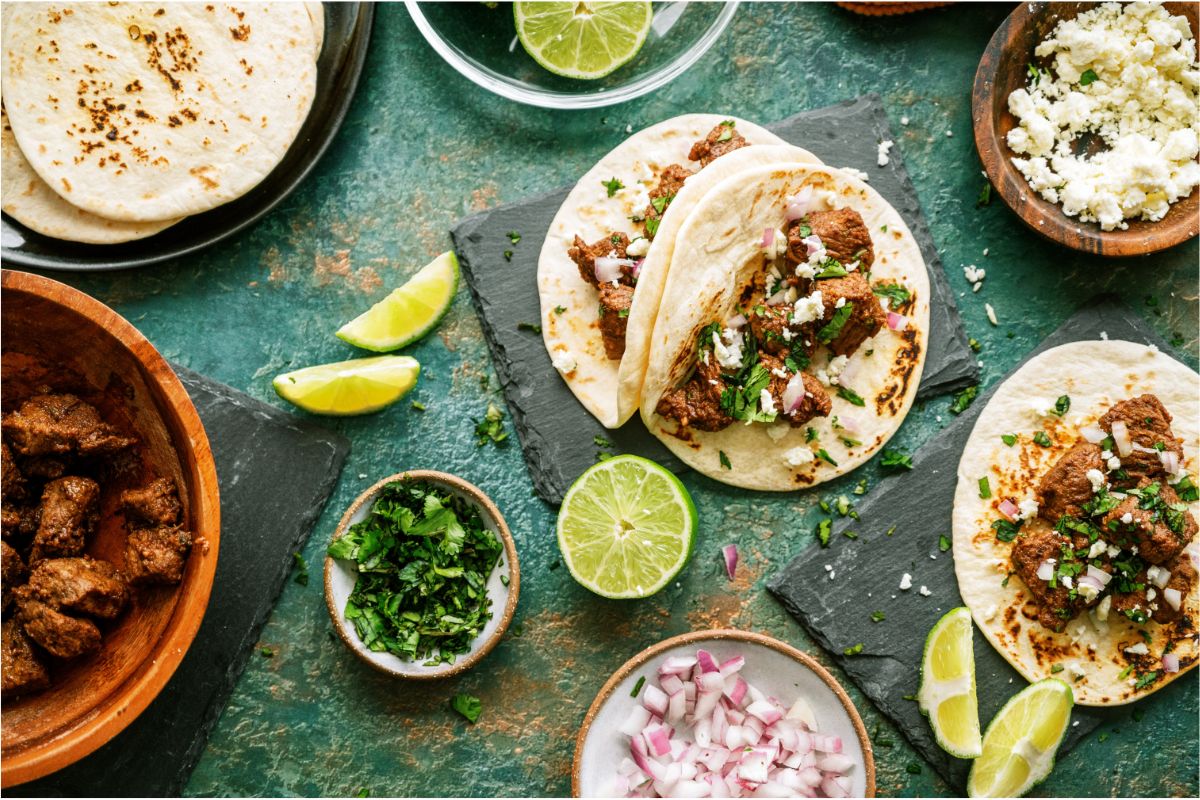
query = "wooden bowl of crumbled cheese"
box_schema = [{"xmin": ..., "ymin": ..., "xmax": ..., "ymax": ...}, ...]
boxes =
[{"xmin": 973, "ymin": 2, "xmax": 1199, "ymax": 256}]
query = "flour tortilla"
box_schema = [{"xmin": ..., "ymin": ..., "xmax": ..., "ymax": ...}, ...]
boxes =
[
  {"xmin": 306, "ymin": 2, "xmax": 324, "ymax": 58},
  {"xmin": 1, "ymin": 107, "xmax": 179, "ymax": 243},
  {"xmin": 2, "ymin": 3, "xmax": 317, "ymax": 222},
  {"xmin": 640, "ymin": 164, "xmax": 930, "ymax": 490},
  {"xmin": 538, "ymin": 114, "xmax": 788, "ymax": 429},
  {"xmin": 952, "ymin": 340, "xmax": 1200, "ymax": 705}
]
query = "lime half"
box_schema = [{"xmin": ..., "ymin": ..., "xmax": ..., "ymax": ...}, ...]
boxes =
[
  {"xmin": 557, "ymin": 455, "xmax": 696, "ymax": 598},
  {"xmin": 514, "ymin": 1, "xmax": 652, "ymax": 80},
  {"xmin": 967, "ymin": 679, "xmax": 1074, "ymax": 798},
  {"xmin": 336, "ymin": 251, "xmax": 459, "ymax": 352},
  {"xmin": 273, "ymin": 356, "xmax": 420, "ymax": 415},
  {"xmin": 918, "ymin": 607, "xmax": 982, "ymax": 759}
]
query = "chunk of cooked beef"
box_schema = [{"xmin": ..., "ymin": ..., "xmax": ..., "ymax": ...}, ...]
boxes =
[
  {"xmin": 1098, "ymin": 395, "xmax": 1184, "ymax": 487},
  {"xmin": 789, "ymin": 208, "xmax": 875, "ymax": 270},
  {"xmin": 655, "ymin": 358, "xmax": 733, "ymax": 432},
  {"xmin": 1, "ymin": 618, "xmax": 49, "ymax": 698},
  {"xmin": 1101, "ymin": 479, "xmax": 1195, "ymax": 565},
  {"xmin": 760, "ymin": 354, "xmax": 832, "ymax": 427},
  {"xmin": 1, "ymin": 503, "xmax": 40, "ymax": 545},
  {"xmin": 597, "ymin": 283, "xmax": 635, "ymax": 360},
  {"xmin": 121, "ymin": 478, "xmax": 181, "ymax": 528},
  {"xmin": 2, "ymin": 394, "xmax": 135, "ymax": 458},
  {"xmin": 25, "ymin": 558, "xmax": 129, "ymax": 621},
  {"xmin": 14, "ymin": 591, "xmax": 101, "ymax": 659},
  {"xmin": 568, "ymin": 232, "xmax": 632, "ymax": 289},
  {"xmin": 125, "ymin": 524, "xmax": 193, "ymax": 586},
  {"xmin": 1145, "ymin": 555, "xmax": 1196, "ymax": 625},
  {"xmin": 30, "ymin": 476, "xmax": 99, "ymax": 563},
  {"xmin": 2, "ymin": 442, "xmax": 26, "ymax": 503},
  {"xmin": 815, "ymin": 274, "xmax": 887, "ymax": 356},
  {"xmin": 1109, "ymin": 577, "xmax": 1153, "ymax": 625},
  {"xmin": 2, "ymin": 540, "xmax": 26, "ymax": 613},
  {"xmin": 641, "ymin": 164, "xmax": 693, "ymax": 238},
  {"xmin": 749, "ymin": 304, "xmax": 796, "ymax": 356},
  {"xmin": 1036, "ymin": 442, "xmax": 1104, "ymax": 524},
  {"xmin": 19, "ymin": 456, "xmax": 69, "ymax": 481},
  {"xmin": 688, "ymin": 121, "xmax": 748, "ymax": 167},
  {"xmin": 1011, "ymin": 526, "xmax": 1082, "ymax": 632}
]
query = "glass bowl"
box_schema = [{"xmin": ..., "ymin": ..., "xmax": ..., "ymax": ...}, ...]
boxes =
[{"xmin": 404, "ymin": 1, "xmax": 740, "ymax": 109}]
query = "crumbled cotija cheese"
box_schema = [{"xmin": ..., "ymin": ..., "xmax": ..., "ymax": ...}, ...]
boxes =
[{"xmin": 1005, "ymin": 2, "xmax": 1200, "ymax": 230}]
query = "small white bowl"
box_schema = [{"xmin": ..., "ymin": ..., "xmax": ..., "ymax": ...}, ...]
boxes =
[
  {"xmin": 573, "ymin": 630, "xmax": 876, "ymax": 798},
  {"xmin": 323, "ymin": 470, "xmax": 519, "ymax": 679}
]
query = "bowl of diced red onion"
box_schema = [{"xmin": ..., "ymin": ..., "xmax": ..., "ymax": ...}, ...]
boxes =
[{"xmin": 573, "ymin": 630, "xmax": 875, "ymax": 798}]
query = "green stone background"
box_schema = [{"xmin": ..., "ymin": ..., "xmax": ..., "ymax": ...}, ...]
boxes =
[{"xmin": 21, "ymin": 3, "xmax": 1199, "ymax": 797}]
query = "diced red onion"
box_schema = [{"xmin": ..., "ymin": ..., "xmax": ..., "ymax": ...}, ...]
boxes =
[
  {"xmin": 696, "ymin": 650, "xmax": 721, "ymax": 674},
  {"xmin": 1163, "ymin": 653, "xmax": 1180, "ymax": 673},
  {"xmin": 1110, "ymin": 420, "xmax": 1132, "ymax": 457},
  {"xmin": 644, "ymin": 723, "xmax": 672, "ymax": 756},
  {"xmin": 667, "ymin": 690, "xmax": 686, "ymax": 723},
  {"xmin": 643, "ymin": 684, "xmax": 669, "ymax": 716},
  {"xmin": 671, "ymin": 780, "xmax": 708, "ymax": 798},
  {"xmin": 722, "ymin": 545, "xmax": 738, "ymax": 581},
  {"xmin": 837, "ymin": 413, "xmax": 861, "ymax": 437},
  {"xmin": 998, "ymin": 498, "xmax": 1020, "ymax": 520},
  {"xmin": 798, "ymin": 767, "xmax": 823, "ymax": 788},
  {"xmin": 1076, "ymin": 575, "xmax": 1104, "ymax": 595},
  {"xmin": 659, "ymin": 656, "xmax": 697, "ymax": 677},
  {"xmin": 782, "ymin": 373, "xmax": 808, "ymax": 414},
  {"xmin": 786, "ymin": 698, "xmax": 818, "ymax": 731},
  {"xmin": 631, "ymin": 735, "xmax": 666, "ymax": 781},
  {"xmin": 1087, "ymin": 564, "xmax": 1113, "ymax": 587},
  {"xmin": 1080, "ymin": 425, "xmax": 1106, "ymax": 444},
  {"xmin": 821, "ymin": 775, "xmax": 852, "ymax": 798},
  {"xmin": 813, "ymin": 734, "xmax": 843, "ymax": 754},
  {"xmin": 1159, "ymin": 449, "xmax": 1181, "ymax": 474},
  {"xmin": 723, "ymin": 675, "xmax": 748, "ymax": 706},
  {"xmin": 818, "ymin": 754, "xmax": 856, "ymax": 774},
  {"xmin": 724, "ymin": 725, "xmax": 745, "ymax": 750},
  {"xmin": 1164, "ymin": 587, "xmax": 1182, "ymax": 611},
  {"xmin": 660, "ymin": 674, "xmax": 685, "ymax": 695},
  {"xmin": 621, "ymin": 704, "xmax": 653, "ymax": 737},
  {"xmin": 801, "ymin": 234, "xmax": 824, "ymax": 258},
  {"xmin": 765, "ymin": 287, "xmax": 790, "ymax": 306},
  {"xmin": 762, "ymin": 227, "xmax": 775, "ymax": 249},
  {"xmin": 1147, "ymin": 565, "xmax": 1170, "ymax": 589},
  {"xmin": 718, "ymin": 655, "xmax": 745, "ymax": 676},
  {"xmin": 632, "ymin": 258, "xmax": 645, "ymax": 278},
  {"xmin": 726, "ymin": 314, "xmax": 747, "ymax": 330},
  {"xmin": 594, "ymin": 256, "xmax": 633, "ymax": 283},
  {"xmin": 784, "ymin": 186, "xmax": 813, "ymax": 221},
  {"xmin": 1036, "ymin": 559, "xmax": 1055, "ymax": 582},
  {"xmin": 793, "ymin": 730, "xmax": 814, "ymax": 755},
  {"xmin": 886, "ymin": 311, "xmax": 908, "ymax": 331},
  {"xmin": 746, "ymin": 700, "xmax": 783, "ymax": 726}
]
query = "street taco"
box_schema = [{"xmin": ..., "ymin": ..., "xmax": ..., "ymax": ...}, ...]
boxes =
[
  {"xmin": 952, "ymin": 340, "xmax": 1199, "ymax": 705},
  {"xmin": 639, "ymin": 163, "xmax": 930, "ymax": 490},
  {"xmin": 538, "ymin": 115, "xmax": 805, "ymax": 429}
]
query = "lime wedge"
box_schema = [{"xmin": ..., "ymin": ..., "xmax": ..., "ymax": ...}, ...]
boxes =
[
  {"xmin": 918, "ymin": 607, "xmax": 983, "ymax": 759},
  {"xmin": 273, "ymin": 356, "xmax": 420, "ymax": 415},
  {"xmin": 967, "ymin": 679, "xmax": 1074, "ymax": 798},
  {"xmin": 556, "ymin": 455, "xmax": 696, "ymax": 598},
  {"xmin": 514, "ymin": 1, "xmax": 652, "ymax": 80},
  {"xmin": 336, "ymin": 251, "xmax": 459, "ymax": 352}
]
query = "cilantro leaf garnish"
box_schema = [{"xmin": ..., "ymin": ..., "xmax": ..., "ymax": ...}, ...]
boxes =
[
  {"xmin": 816, "ymin": 448, "xmax": 839, "ymax": 467},
  {"xmin": 843, "ymin": 643, "xmax": 864, "ymax": 656},
  {"xmin": 1001, "ymin": 433, "xmax": 1018, "ymax": 446},
  {"xmin": 870, "ymin": 610, "xmax": 885, "ymax": 623},
  {"xmin": 816, "ymin": 303, "xmax": 854, "ymax": 344},
  {"xmin": 815, "ymin": 259, "xmax": 848, "ymax": 279},
  {"xmin": 644, "ymin": 216, "xmax": 661, "ymax": 237},
  {"xmin": 880, "ymin": 448, "xmax": 913, "ymax": 470},
  {"xmin": 949, "ymin": 385, "xmax": 978, "ymax": 415},
  {"xmin": 602, "ymin": 177, "xmax": 624, "ymax": 197},
  {"xmin": 837, "ymin": 386, "xmax": 866, "ymax": 406},
  {"xmin": 473, "ymin": 403, "xmax": 509, "ymax": 446},
  {"xmin": 872, "ymin": 282, "xmax": 910, "ymax": 306},
  {"xmin": 1079, "ymin": 68, "xmax": 1098, "ymax": 86},
  {"xmin": 719, "ymin": 450, "xmax": 732, "ymax": 470},
  {"xmin": 1033, "ymin": 430, "xmax": 1053, "ymax": 447},
  {"xmin": 506, "ymin": 230, "xmax": 521, "ymax": 244},
  {"xmin": 977, "ymin": 182, "xmax": 993, "ymax": 207},
  {"xmin": 292, "ymin": 552, "xmax": 309, "ymax": 586},
  {"xmin": 517, "ymin": 322, "xmax": 541, "ymax": 333},
  {"xmin": 1053, "ymin": 395, "xmax": 1070, "ymax": 416},
  {"xmin": 978, "ymin": 477, "xmax": 992, "ymax": 499},
  {"xmin": 816, "ymin": 518, "xmax": 832, "ymax": 547},
  {"xmin": 992, "ymin": 518, "xmax": 1022, "ymax": 542},
  {"xmin": 451, "ymin": 693, "xmax": 483, "ymax": 723}
]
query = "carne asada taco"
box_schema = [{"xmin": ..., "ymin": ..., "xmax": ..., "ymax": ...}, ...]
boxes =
[
  {"xmin": 639, "ymin": 164, "xmax": 930, "ymax": 490},
  {"xmin": 538, "ymin": 114, "xmax": 802, "ymax": 429},
  {"xmin": 952, "ymin": 340, "xmax": 1199, "ymax": 705}
]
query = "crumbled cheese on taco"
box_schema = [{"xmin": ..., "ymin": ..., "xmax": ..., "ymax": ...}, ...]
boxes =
[{"xmin": 783, "ymin": 446, "xmax": 815, "ymax": 467}]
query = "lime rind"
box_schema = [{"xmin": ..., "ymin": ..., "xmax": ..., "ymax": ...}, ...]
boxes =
[
  {"xmin": 967, "ymin": 678, "xmax": 1074, "ymax": 799},
  {"xmin": 514, "ymin": 1, "xmax": 652, "ymax": 81},
  {"xmin": 918, "ymin": 606, "xmax": 983, "ymax": 759},
  {"xmin": 272, "ymin": 355, "xmax": 420, "ymax": 416},
  {"xmin": 335, "ymin": 251, "xmax": 459, "ymax": 352},
  {"xmin": 557, "ymin": 455, "xmax": 696, "ymax": 599}
]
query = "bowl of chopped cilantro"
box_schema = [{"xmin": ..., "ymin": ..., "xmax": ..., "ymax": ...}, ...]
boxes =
[{"xmin": 323, "ymin": 471, "xmax": 519, "ymax": 679}]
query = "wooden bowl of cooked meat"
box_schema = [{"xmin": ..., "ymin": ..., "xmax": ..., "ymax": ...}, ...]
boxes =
[{"xmin": 0, "ymin": 270, "xmax": 220, "ymax": 787}]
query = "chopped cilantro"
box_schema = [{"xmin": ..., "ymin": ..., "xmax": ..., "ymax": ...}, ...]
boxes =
[
  {"xmin": 644, "ymin": 216, "xmax": 661, "ymax": 238},
  {"xmin": 977, "ymin": 182, "xmax": 993, "ymax": 207},
  {"xmin": 843, "ymin": 643, "xmax": 864, "ymax": 656},
  {"xmin": 1001, "ymin": 433, "xmax": 1018, "ymax": 447},
  {"xmin": 473, "ymin": 403, "xmax": 509, "ymax": 446},
  {"xmin": 816, "ymin": 448, "xmax": 839, "ymax": 467},
  {"xmin": 880, "ymin": 448, "xmax": 914, "ymax": 470},
  {"xmin": 1026, "ymin": 62, "xmax": 1044, "ymax": 86},
  {"xmin": 719, "ymin": 450, "xmax": 732, "ymax": 470},
  {"xmin": 631, "ymin": 676, "xmax": 646, "ymax": 698},
  {"xmin": 1134, "ymin": 671, "xmax": 1158, "ymax": 690},
  {"xmin": 593, "ymin": 435, "xmax": 612, "ymax": 447},
  {"xmin": 938, "ymin": 534, "xmax": 951, "ymax": 552},
  {"xmin": 506, "ymin": 230, "xmax": 521, "ymax": 244},
  {"xmin": 503, "ymin": 249, "xmax": 513, "ymax": 262},
  {"xmin": 355, "ymin": 789, "xmax": 369, "ymax": 798},
  {"xmin": 949, "ymin": 385, "xmax": 978, "ymax": 415},
  {"xmin": 906, "ymin": 763, "xmax": 922, "ymax": 775},
  {"xmin": 1033, "ymin": 430, "xmax": 1053, "ymax": 447},
  {"xmin": 602, "ymin": 177, "xmax": 624, "ymax": 197},
  {"xmin": 517, "ymin": 322, "xmax": 541, "ymax": 333},
  {"xmin": 815, "ymin": 259, "xmax": 849, "ymax": 279},
  {"xmin": 451, "ymin": 693, "xmax": 483, "ymax": 724},
  {"xmin": 411, "ymin": 400, "xmax": 427, "ymax": 412},
  {"xmin": 836, "ymin": 496, "xmax": 852, "ymax": 516},
  {"xmin": 1079, "ymin": 68, "xmax": 1098, "ymax": 86},
  {"xmin": 806, "ymin": 427, "xmax": 818, "ymax": 442},
  {"xmin": 1051, "ymin": 663, "xmax": 1064, "ymax": 673},
  {"xmin": 992, "ymin": 518, "xmax": 1022, "ymax": 543},
  {"xmin": 853, "ymin": 478, "xmax": 869, "ymax": 496},
  {"xmin": 837, "ymin": 386, "xmax": 866, "ymax": 407},
  {"xmin": 260, "ymin": 646, "xmax": 274, "ymax": 658},
  {"xmin": 816, "ymin": 518, "xmax": 832, "ymax": 548},
  {"xmin": 292, "ymin": 552, "xmax": 309, "ymax": 586},
  {"xmin": 650, "ymin": 194, "xmax": 675, "ymax": 215},
  {"xmin": 886, "ymin": 525, "xmax": 897, "ymax": 537},
  {"xmin": 978, "ymin": 476, "xmax": 992, "ymax": 499},
  {"xmin": 843, "ymin": 530, "xmax": 858, "ymax": 540},
  {"xmin": 1172, "ymin": 475, "xmax": 1198, "ymax": 502},
  {"xmin": 870, "ymin": 610, "xmax": 885, "ymax": 623},
  {"xmin": 554, "ymin": 305, "xmax": 567, "ymax": 314},
  {"xmin": 1053, "ymin": 395, "xmax": 1070, "ymax": 417},
  {"xmin": 880, "ymin": 224, "xmax": 888, "ymax": 232},
  {"xmin": 817, "ymin": 303, "xmax": 854, "ymax": 344},
  {"xmin": 1098, "ymin": 732, "xmax": 1109, "ymax": 743},
  {"xmin": 872, "ymin": 283, "xmax": 910, "ymax": 307},
  {"xmin": 969, "ymin": 337, "xmax": 982, "ymax": 352}
]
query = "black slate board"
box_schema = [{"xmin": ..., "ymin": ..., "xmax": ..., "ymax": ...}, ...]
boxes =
[
  {"xmin": 451, "ymin": 94, "xmax": 979, "ymax": 505},
  {"xmin": 768, "ymin": 297, "xmax": 1187, "ymax": 791},
  {"xmin": 10, "ymin": 367, "xmax": 350, "ymax": 797}
]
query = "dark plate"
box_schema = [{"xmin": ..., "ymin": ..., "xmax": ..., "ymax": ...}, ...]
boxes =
[{"xmin": 0, "ymin": 3, "xmax": 374, "ymax": 272}]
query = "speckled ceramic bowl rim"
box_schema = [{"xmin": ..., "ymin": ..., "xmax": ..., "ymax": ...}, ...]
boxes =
[
  {"xmin": 571, "ymin": 629, "xmax": 876, "ymax": 798},
  {"xmin": 323, "ymin": 470, "xmax": 519, "ymax": 680}
]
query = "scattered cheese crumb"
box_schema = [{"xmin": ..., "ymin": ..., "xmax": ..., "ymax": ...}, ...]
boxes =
[
  {"xmin": 877, "ymin": 140, "xmax": 894, "ymax": 167},
  {"xmin": 919, "ymin": 585, "xmax": 932, "ymax": 596},
  {"xmin": 551, "ymin": 349, "xmax": 578, "ymax": 375},
  {"xmin": 840, "ymin": 166, "xmax": 869, "ymax": 182},
  {"xmin": 899, "ymin": 573, "xmax": 913, "ymax": 590},
  {"xmin": 900, "ymin": 115, "xmax": 910, "ymax": 126},
  {"xmin": 985, "ymin": 303, "xmax": 999, "ymax": 326},
  {"xmin": 1100, "ymin": 330, "xmax": 1109, "ymax": 340}
]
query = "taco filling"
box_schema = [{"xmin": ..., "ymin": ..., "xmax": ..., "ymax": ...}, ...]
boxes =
[
  {"xmin": 566, "ymin": 122, "xmax": 751, "ymax": 361},
  {"xmin": 654, "ymin": 194, "xmax": 909, "ymax": 440},
  {"xmin": 1003, "ymin": 395, "xmax": 1197, "ymax": 633}
]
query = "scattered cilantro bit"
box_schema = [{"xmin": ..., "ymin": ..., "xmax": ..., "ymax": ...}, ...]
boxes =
[
  {"xmin": 880, "ymin": 448, "xmax": 914, "ymax": 470},
  {"xmin": 451, "ymin": 693, "xmax": 483, "ymax": 724},
  {"xmin": 644, "ymin": 216, "xmax": 661, "ymax": 237},
  {"xmin": 816, "ymin": 303, "xmax": 854, "ymax": 343},
  {"xmin": 992, "ymin": 518, "xmax": 1022, "ymax": 543},
  {"xmin": 968, "ymin": 337, "xmax": 982, "ymax": 352},
  {"xmin": 978, "ymin": 476, "xmax": 992, "ymax": 499},
  {"xmin": 1172, "ymin": 475, "xmax": 1198, "ymax": 502},
  {"xmin": 1051, "ymin": 663, "xmax": 1064, "ymax": 673},
  {"xmin": 816, "ymin": 448, "xmax": 839, "ymax": 467},
  {"xmin": 554, "ymin": 305, "xmax": 567, "ymax": 315},
  {"xmin": 1053, "ymin": 395, "xmax": 1070, "ymax": 417},
  {"xmin": 1026, "ymin": 62, "xmax": 1044, "ymax": 86},
  {"xmin": 1001, "ymin": 433, "xmax": 1018, "ymax": 447},
  {"xmin": 939, "ymin": 535, "xmax": 951, "ymax": 553},
  {"xmin": 411, "ymin": 400, "xmax": 427, "ymax": 412},
  {"xmin": 806, "ymin": 427, "xmax": 818, "ymax": 442},
  {"xmin": 870, "ymin": 610, "xmax": 885, "ymax": 623},
  {"xmin": 1117, "ymin": 665, "xmax": 1134, "ymax": 681},
  {"xmin": 816, "ymin": 259, "xmax": 849, "ymax": 279},
  {"xmin": 843, "ymin": 530, "xmax": 858, "ymax": 540},
  {"xmin": 837, "ymin": 386, "xmax": 866, "ymax": 406},
  {"xmin": 1033, "ymin": 430, "xmax": 1053, "ymax": 447},
  {"xmin": 500, "ymin": 574, "xmax": 509, "ymax": 587},
  {"xmin": 594, "ymin": 435, "xmax": 612, "ymax": 447},
  {"xmin": 906, "ymin": 763, "xmax": 922, "ymax": 775},
  {"xmin": 517, "ymin": 322, "xmax": 541, "ymax": 333},
  {"xmin": 844, "ymin": 643, "xmax": 864, "ymax": 656},
  {"xmin": 977, "ymin": 182, "xmax": 993, "ymax": 207},
  {"xmin": 506, "ymin": 230, "xmax": 521, "ymax": 244},
  {"xmin": 836, "ymin": 498, "xmax": 852, "ymax": 516},
  {"xmin": 880, "ymin": 224, "xmax": 888, "ymax": 232},
  {"xmin": 885, "ymin": 525, "xmax": 897, "ymax": 537},
  {"xmin": 631, "ymin": 676, "xmax": 646, "ymax": 698},
  {"xmin": 1134, "ymin": 671, "xmax": 1158, "ymax": 690},
  {"xmin": 602, "ymin": 177, "xmax": 624, "ymax": 197},
  {"xmin": 876, "ymin": 736, "xmax": 895, "ymax": 747},
  {"xmin": 949, "ymin": 385, "xmax": 978, "ymax": 415},
  {"xmin": 1079, "ymin": 68, "xmax": 1098, "ymax": 86},
  {"xmin": 853, "ymin": 478, "xmax": 869, "ymax": 496},
  {"xmin": 902, "ymin": 693, "xmax": 917, "ymax": 701},
  {"xmin": 473, "ymin": 403, "xmax": 509, "ymax": 446},
  {"xmin": 1170, "ymin": 332, "xmax": 1184, "ymax": 347},
  {"xmin": 1098, "ymin": 732, "xmax": 1110, "ymax": 743},
  {"xmin": 292, "ymin": 552, "xmax": 309, "ymax": 586},
  {"xmin": 872, "ymin": 283, "xmax": 910, "ymax": 307},
  {"xmin": 355, "ymin": 789, "xmax": 369, "ymax": 798},
  {"xmin": 503, "ymin": 249, "xmax": 514, "ymax": 262},
  {"xmin": 816, "ymin": 518, "xmax": 833, "ymax": 548},
  {"xmin": 650, "ymin": 194, "xmax": 674, "ymax": 215},
  {"xmin": 719, "ymin": 450, "xmax": 732, "ymax": 470},
  {"xmin": 328, "ymin": 480, "xmax": 503, "ymax": 666},
  {"xmin": 260, "ymin": 646, "xmax": 274, "ymax": 658}
]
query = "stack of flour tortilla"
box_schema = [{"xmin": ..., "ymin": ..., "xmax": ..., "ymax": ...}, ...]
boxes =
[{"xmin": 0, "ymin": 2, "xmax": 323, "ymax": 244}]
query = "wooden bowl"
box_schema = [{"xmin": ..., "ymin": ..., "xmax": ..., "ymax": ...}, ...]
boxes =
[
  {"xmin": 973, "ymin": 2, "xmax": 1199, "ymax": 256},
  {"xmin": 324, "ymin": 470, "xmax": 519, "ymax": 680},
  {"xmin": 0, "ymin": 270, "xmax": 220, "ymax": 787},
  {"xmin": 573, "ymin": 629, "xmax": 876, "ymax": 798}
]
